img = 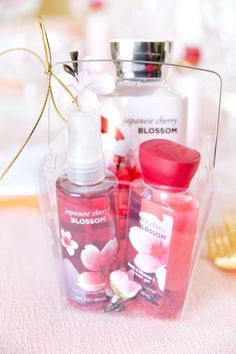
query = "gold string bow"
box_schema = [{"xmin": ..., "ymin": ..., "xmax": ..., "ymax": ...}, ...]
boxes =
[{"xmin": 0, "ymin": 16, "xmax": 80, "ymax": 180}]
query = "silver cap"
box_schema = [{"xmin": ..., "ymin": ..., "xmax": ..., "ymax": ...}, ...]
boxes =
[{"xmin": 110, "ymin": 40, "xmax": 173, "ymax": 79}]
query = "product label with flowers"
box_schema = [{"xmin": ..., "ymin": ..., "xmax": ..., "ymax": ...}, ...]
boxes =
[
  {"xmin": 126, "ymin": 201, "xmax": 174, "ymax": 304},
  {"xmin": 57, "ymin": 187, "xmax": 142, "ymax": 311},
  {"xmin": 57, "ymin": 188, "xmax": 120, "ymax": 306},
  {"xmin": 100, "ymin": 95, "xmax": 186, "ymax": 171}
]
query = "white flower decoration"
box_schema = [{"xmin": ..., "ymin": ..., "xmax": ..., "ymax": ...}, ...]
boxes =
[
  {"xmin": 110, "ymin": 269, "xmax": 142, "ymax": 300},
  {"xmin": 52, "ymin": 58, "xmax": 115, "ymax": 109},
  {"xmin": 60, "ymin": 228, "xmax": 78, "ymax": 256}
]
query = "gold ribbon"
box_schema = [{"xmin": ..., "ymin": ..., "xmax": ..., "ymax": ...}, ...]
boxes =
[{"xmin": 0, "ymin": 16, "xmax": 80, "ymax": 180}]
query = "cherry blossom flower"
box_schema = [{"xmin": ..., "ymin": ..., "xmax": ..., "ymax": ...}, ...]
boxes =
[
  {"xmin": 60, "ymin": 228, "xmax": 78, "ymax": 256},
  {"xmin": 129, "ymin": 225, "xmax": 169, "ymax": 273},
  {"xmin": 110, "ymin": 269, "xmax": 141, "ymax": 300},
  {"xmin": 52, "ymin": 59, "xmax": 115, "ymax": 109},
  {"xmin": 78, "ymin": 237, "xmax": 118, "ymax": 291},
  {"xmin": 78, "ymin": 272, "xmax": 108, "ymax": 292}
]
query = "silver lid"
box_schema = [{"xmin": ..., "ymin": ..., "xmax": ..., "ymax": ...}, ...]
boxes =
[{"xmin": 110, "ymin": 40, "xmax": 173, "ymax": 79}]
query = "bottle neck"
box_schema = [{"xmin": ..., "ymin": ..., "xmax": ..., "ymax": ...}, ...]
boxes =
[
  {"xmin": 143, "ymin": 179, "xmax": 189, "ymax": 194},
  {"xmin": 68, "ymin": 159, "xmax": 105, "ymax": 186},
  {"xmin": 67, "ymin": 106, "xmax": 105, "ymax": 186}
]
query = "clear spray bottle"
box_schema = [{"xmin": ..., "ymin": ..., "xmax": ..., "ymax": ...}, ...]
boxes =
[{"xmin": 56, "ymin": 107, "xmax": 121, "ymax": 309}]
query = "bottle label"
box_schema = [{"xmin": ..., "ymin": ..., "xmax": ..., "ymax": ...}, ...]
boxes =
[
  {"xmin": 127, "ymin": 198, "xmax": 174, "ymax": 303},
  {"xmin": 57, "ymin": 189, "xmax": 119, "ymax": 307},
  {"xmin": 101, "ymin": 95, "xmax": 187, "ymax": 168},
  {"xmin": 101, "ymin": 94, "xmax": 186, "ymax": 241}
]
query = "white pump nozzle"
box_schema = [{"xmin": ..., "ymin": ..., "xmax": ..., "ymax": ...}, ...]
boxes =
[{"xmin": 67, "ymin": 106, "xmax": 105, "ymax": 185}]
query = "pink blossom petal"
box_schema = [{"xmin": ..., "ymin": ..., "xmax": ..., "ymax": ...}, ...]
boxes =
[
  {"xmin": 78, "ymin": 272, "xmax": 107, "ymax": 291},
  {"xmin": 159, "ymin": 247, "xmax": 169, "ymax": 265},
  {"xmin": 61, "ymin": 237, "xmax": 68, "ymax": 248},
  {"xmin": 100, "ymin": 238, "xmax": 118, "ymax": 259},
  {"xmin": 88, "ymin": 73, "xmax": 115, "ymax": 94},
  {"xmin": 129, "ymin": 226, "xmax": 156, "ymax": 254},
  {"xmin": 78, "ymin": 89, "xmax": 99, "ymax": 108},
  {"xmin": 60, "ymin": 228, "xmax": 66, "ymax": 238},
  {"xmin": 81, "ymin": 245, "xmax": 101, "ymax": 271},
  {"xmin": 134, "ymin": 253, "xmax": 160, "ymax": 273},
  {"xmin": 64, "ymin": 231, "xmax": 72, "ymax": 240},
  {"xmin": 118, "ymin": 280, "xmax": 142, "ymax": 299},
  {"xmin": 71, "ymin": 240, "xmax": 79, "ymax": 250},
  {"xmin": 110, "ymin": 270, "xmax": 142, "ymax": 299},
  {"xmin": 110, "ymin": 270, "xmax": 129, "ymax": 286},
  {"xmin": 67, "ymin": 247, "xmax": 75, "ymax": 256},
  {"xmin": 156, "ymin": 266, "xmax": 167, "ymax": 292},
  {"xmin": 85, "ymin": 244, "xmax": 100, "ymax": 255}
]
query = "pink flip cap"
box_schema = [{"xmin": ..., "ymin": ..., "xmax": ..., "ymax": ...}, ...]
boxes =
[{"xmin": 139, "ymin": 139, "xmax": 201, "ymax": 190}]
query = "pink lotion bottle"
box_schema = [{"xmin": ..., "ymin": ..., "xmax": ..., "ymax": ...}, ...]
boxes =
[
  {"xmin": 125, "ymin": 139, "xmax": 201, "ymax": 319},
  {"xmin": 56, "ymin": 107, "xmax": 120, "ymax": 310}
]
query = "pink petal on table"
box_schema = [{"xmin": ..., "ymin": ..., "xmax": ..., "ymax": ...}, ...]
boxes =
[
  {"xmin": 78, "ymin": 272, "xmax": 107, "ymax": 291},
  {"xmin": 134, "ymin": 253, "xmax": 160, "ymax": 273},
  {"xmin": 88, "ymin": 73, "xmax": 115, "ymax": 94},
  {"xmin": 156, "ymin": 266, "xmax": 167, "ymax": 292},
  {"xmin": 81, "ymin": 245, "xmax": 101, "ymax": 271},
  {"xmin": 118, "ymin": 280, "xmax": 142, "ymax": 299},
  {"xmin": 129, "ymin": 226, "xmax": 155, "ymax": 254}
]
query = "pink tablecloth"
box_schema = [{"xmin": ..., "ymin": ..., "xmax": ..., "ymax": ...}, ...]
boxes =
[{"xmin": 0, "ymin": 207, "xmax": 236, "ymax": 354}]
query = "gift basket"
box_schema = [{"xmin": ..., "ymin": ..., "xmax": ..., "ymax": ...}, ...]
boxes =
[{"xmin": 0, "ymin": 18, "xmax": 222, "ymax": 319}]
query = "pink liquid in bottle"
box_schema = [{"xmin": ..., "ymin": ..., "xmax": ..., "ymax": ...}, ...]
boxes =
[
  {"xmin": 109, "ymin": 153, "xmax": 141, "ymax": 239},
  {"xmin": 125, "ymin": 139, "xmax": 201, "ymax": 319},
  {"xmin": 56, "ymin": 171, "xmax": 120, "ymax": 310}
]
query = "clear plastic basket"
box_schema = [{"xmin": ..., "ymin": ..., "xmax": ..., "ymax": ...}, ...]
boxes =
[{"xmin": 37, "ymin": 59, "xmax": 221, "ymax": 319}]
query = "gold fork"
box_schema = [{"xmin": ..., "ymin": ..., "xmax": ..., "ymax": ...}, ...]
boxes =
[{"xmin": 206, "ymin": 213, "xmax": 236, "ymax": 270}]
